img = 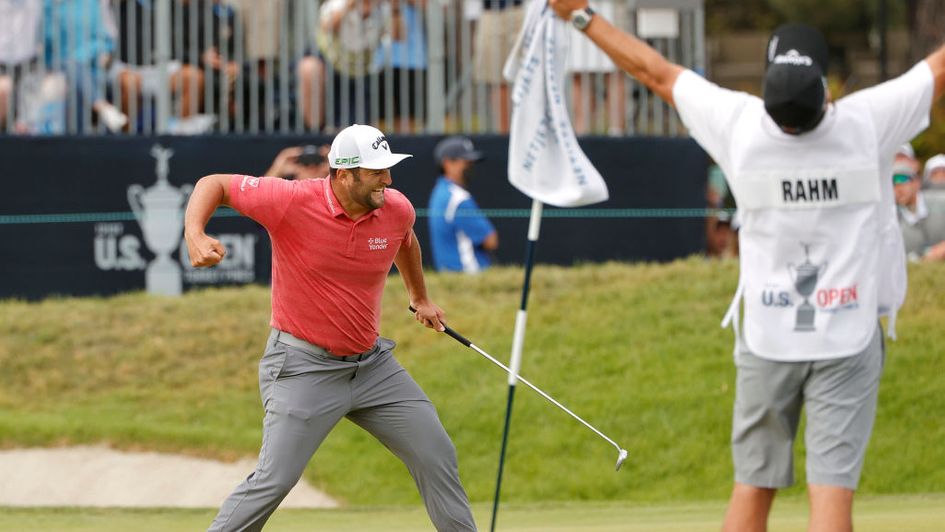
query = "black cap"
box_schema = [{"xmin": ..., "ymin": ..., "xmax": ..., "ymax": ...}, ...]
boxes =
[
  {"xmin": 434, "ymin": 136, "xmax": 484, "ymax": 162},
  {"xmin": 763, "ymin": 24, "xmax": 829, "ymax": 133},
  {"xmin": 296, "ymin": 145, "xmax": 326, "ymax": 166}
]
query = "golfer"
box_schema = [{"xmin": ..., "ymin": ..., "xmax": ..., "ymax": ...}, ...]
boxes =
[
  {"xmin": 547, "ymin": 2, "xmax": 945, "ymax": 530},
  {"xmin": 185, "ymin": 124, "xmax": 477, "ymax": 532}
]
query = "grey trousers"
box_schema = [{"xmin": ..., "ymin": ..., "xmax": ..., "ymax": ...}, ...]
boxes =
[{"xmin": 209, "ymin": 329, "xmax": 477, "ymax": 532}]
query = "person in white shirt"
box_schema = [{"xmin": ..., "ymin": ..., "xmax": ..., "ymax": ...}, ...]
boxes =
[
  {"xmin": 894, "ymin": 161, "xmax": 945, "ymax": 262},
  {"xmin": 547, "ymin": 1, "xmax": 945, "ymax": 530},
  {"xmin": 923, "ymin": 153, "xmax": 945, "ymax": 189}
]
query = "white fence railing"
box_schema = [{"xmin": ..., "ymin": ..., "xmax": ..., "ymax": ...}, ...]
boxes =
[{"xmin": 0, "ymin": 0, "xmax": 703, "ymax": 136}]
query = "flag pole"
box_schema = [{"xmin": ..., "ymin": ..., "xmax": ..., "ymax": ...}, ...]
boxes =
[{"xmin": 490, "ymin": 198, "xmax": 543, "ymax": 532}]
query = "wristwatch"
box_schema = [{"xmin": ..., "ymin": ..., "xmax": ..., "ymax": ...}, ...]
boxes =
[{"xmin": 570, "ymin": 6, "xmax": 596, "ymax": 32}]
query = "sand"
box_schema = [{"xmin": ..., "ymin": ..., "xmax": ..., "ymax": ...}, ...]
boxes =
[{"xmin": 0, "ymin": 446, "xmax": 338, "ymax": 508}]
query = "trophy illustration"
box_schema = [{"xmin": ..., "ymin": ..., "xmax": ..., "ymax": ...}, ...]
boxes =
[
  {"xmin": 128, "ymin": 145, "xmax": 193, "ymax": 296},
  {"xmin": 787, "ymin": 244, "xmax": 827, "ymax": 332}
]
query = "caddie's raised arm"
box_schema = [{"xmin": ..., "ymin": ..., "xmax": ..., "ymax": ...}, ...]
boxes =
[
  {"xmin": 184, "ymin": 174, "xmax": 232, "ymax": 268},
  {"xmin": 548, "ymin": 0, "xmax": 683, "ymax": 106},
  {"xmin": 926, "ymin": 43, "xmax": 945, "ymax": 100}
]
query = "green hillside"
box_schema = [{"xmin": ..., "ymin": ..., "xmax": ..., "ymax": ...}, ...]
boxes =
[{"xmin": 1, "ymin": 259, "xmax": 943, "ymax": 506}]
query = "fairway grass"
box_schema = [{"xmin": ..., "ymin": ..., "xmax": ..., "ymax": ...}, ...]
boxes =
[
  {"xmin": 3, "ymin": 495, "xmax": 944, "ymax": 531},
  {"xmin": 1, "ymin": 259, "xmax": 944, "ymax": 506}
]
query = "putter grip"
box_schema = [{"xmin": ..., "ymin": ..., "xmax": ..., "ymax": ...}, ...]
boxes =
[{"xmin": 408, "ymin": 306, "xmax": 472, "ymax": 347}]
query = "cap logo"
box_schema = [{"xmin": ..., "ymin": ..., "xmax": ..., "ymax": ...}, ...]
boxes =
[
  {"xmin": 334, "ymin": 156, "xmax": 361, "ymax": 166},
  {"xmin": 371, "ymin": 136, "xmax": 390, "ymax": 151},
  {"xmin": 773, "ymin": 49, "xmax": 813, "ymax": 67},
  {"xmin": 767, "ymin": 36, "xmax": 779, "ymax": 62}
]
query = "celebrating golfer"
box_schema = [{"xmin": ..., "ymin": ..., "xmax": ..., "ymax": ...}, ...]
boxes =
[
  {"xmin": 185, "ymin": 124, "xmax": 477, "ymax": 532},
  {"xmin": 548, "ymin": 1, "xmax": 945, "ymax": 530}
]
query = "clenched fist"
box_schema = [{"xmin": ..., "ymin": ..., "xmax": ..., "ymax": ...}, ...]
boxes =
[{"xmin": 185, "ymin": 231, "xmax": 227, "ymax": 267}]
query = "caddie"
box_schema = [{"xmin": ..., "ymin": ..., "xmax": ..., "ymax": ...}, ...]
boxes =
[
  {"xmin": 184, "ymin": 124, "xmax": 477, "ymax": 532},
  {"xmin": 545, "ymin": 2, "xmax": 945, "ymax": 530}
]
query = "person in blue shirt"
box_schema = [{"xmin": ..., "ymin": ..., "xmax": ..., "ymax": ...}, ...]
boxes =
[{"xmin": 428, "ymin": 136, "xmax": 499, "ymax": 273}]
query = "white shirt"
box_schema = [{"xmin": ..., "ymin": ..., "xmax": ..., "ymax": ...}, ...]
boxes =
[
  {"xmin": 0, "ymin": 0, "xmax": 41, "ymax": 64},
  {"xmin": 898, "ymin": 193, "xmax": 928, "ymax": 226},
  {"xmin": 673, "ymin": 62, "xmax": 934, "ymax": 361}
]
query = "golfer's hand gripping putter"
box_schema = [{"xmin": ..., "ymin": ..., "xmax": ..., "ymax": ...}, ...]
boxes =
[{"xmin": 409, "ymin": 306, "xmax": 629, "ymax": 471}]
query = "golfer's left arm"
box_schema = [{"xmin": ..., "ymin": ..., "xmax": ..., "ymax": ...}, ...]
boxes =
[
  {"xmin": 548, "ymin": 0, "xmax": 684, "ymax": 106},
  {"xmin": 395, "ymin": 229, "xmax": 446, "ymax": 331}
]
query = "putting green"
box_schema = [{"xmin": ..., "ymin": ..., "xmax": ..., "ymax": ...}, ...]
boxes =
[{"xmin": 4, "ymin": 495, "xmax": 943, "ymax": 531}]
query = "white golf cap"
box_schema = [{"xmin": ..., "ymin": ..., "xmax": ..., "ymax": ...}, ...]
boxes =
[
  {"xmin": 897, "ymin": 143, "xmax": 916, "ymax": 159},
  {"xmin": 924, "ymin": 153, "xmax": 945, "ymax": 181},
  {"xmin": 328, "ymin": 124, "xmax": 412, "ymax": 170}
]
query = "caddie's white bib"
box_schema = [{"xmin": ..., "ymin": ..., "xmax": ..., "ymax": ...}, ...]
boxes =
[{"xmin": 732, "ymin": 166, "xmax": 881, "ymax": 360}]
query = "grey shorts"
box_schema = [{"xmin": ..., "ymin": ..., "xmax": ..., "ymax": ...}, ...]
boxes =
[{"xmin": 732, "ymin": 324, "xmax": 884, "ymax": 490}]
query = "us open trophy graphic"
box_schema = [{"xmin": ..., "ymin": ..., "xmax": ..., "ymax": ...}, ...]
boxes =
[
  {"xmin": 128, "ymin": 145, "xmax": 193, "ymax": 296},
  {"xmin": 788, "ymin": 244, "xmax": 827, "ymax": 332}
]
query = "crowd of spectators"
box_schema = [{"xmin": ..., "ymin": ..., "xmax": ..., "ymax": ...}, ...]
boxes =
[
  {"xmin": 893, "ymin": 143, "xmax": 945, "ymax": 262},
  {"xmin": 1, "ymin": 0, "xmax": 656, "ymax": 136}
]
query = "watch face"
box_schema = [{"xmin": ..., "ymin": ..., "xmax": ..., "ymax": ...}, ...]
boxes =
[{"xmin": 572, "ymin": 9, "xmax": 592, "ymax": 30}]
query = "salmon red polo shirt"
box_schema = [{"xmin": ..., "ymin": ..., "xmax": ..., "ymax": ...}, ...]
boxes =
[{"xmin": 228, "ymin": 175, "xmax": 415, "ymax": 355}]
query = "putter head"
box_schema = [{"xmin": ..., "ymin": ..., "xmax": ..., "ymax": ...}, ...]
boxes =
[{"xmin": 615, "ymin": 449, "xmax": 628, "ymax": 471}]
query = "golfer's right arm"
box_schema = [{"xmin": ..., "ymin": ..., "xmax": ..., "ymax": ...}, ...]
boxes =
[
  {"xmin": 548, "ymin": 0, "xmax": 683, "ymax": 106},
  {"xmin": 184, "ymin": 174, "xmax": 231, "ymax": 267}
]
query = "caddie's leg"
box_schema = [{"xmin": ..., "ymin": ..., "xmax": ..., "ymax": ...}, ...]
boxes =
[
  {"xmin": 209, "ymin": 331, "xmax": 352, "ymax": 532},
  {"xmin": 347, "ymin": 339, "xmax": 477, "ymax": 532},
  {"xmin": 722, "ymin": 483, "xmax": 776, "ymax": 532},
  {"xmin": 725, "ymin": 344, "xmax": 808, "ymax": 532},
  {"xmin": 803, "ymin": 325, "xmax": 884, "ymax": 532},
  {"xmin": 807, "ymin": 484, "xmax": 853, "ymax": 532}
]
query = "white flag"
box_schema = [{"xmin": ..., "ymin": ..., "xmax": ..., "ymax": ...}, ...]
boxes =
[{"xmin": 503, "ymin": 0, "xmax": 609, "ymax": 208}]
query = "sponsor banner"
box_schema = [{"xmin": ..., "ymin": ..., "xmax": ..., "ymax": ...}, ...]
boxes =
[{"xmin": 0, "ymin": 135, "xmax": 707, "ymax": 299}]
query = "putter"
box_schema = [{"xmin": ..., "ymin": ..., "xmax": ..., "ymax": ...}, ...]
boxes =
[{"xmin": 409, "ymin": 307, "xmax": 629, "ymax": 471}]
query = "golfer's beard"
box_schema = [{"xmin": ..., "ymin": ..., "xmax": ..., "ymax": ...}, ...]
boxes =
[
  {"xmin": 462, "ymin": 167, "xmax": 475, "ymax": 183},
  {"xmin": 360, "ymin": 187, "xmax": 385, "ymax": 209}
]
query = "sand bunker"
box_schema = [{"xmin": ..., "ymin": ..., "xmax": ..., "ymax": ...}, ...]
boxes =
[{"xmin": 0, "ymin": 446, "xmax": 338, "ymax": 508}]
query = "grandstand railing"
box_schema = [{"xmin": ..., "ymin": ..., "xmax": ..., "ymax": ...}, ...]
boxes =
[{"xmin": 0, "ymin": 0, "xmax": 704, "ymax": 136}]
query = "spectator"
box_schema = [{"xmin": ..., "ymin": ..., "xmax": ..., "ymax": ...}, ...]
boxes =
[
  {"xmin": 228, "ymin": 0, "xmax": 293, "ymax": 131},
  {"xmin": 43, "ymin": 0, "xmax": 127, "ymax": 133},
  {"xmin": 566, "ymin": 0, "xmax": 623, "ymax": 135},
  {"xmin": 894, "ymin": 161, "xmax": 945, "ymax": 262},
  {"xmin": 428, "ymin": 136, "xmax": 498, "ymax": 272},
  {"xmin": 705, "ymin": 164, "xmax": 737, "ymax": 259},
  {"xmin": 473, "ymin": 0, "xmax": 524, "ymax": 133},
  {"xmin": 374, "ymin": 0, "xmax": 427, "ymax": 133},
  {"xmin": 265, "ymin": 144, "xmax": 330, "ymax": 180},
  {"xmin": 298, "ymin": 0, "xmax": 382, "ymax": 131},
  {"xmin": 109, "ymin": 0, "xmax": 206, "ymax": 133},
  {"xmin": 172, "ymin": 0, "xmax": 238, "ymax": 133},
  {"xmin": 0, "ymin": 0, "xmax": 41, "ymax": 133},
  {"xmin": 922, "ymin": 153, "xmax": 945, "ymax": 189}
]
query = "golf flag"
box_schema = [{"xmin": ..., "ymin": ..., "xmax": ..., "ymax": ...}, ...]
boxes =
[{"xmin": 503, "ymin": 0, "xmax": 609, "ymax": 207}]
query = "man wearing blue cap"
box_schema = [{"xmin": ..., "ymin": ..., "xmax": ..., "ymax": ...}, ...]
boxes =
[
  {"xmin": 428, "ymin": 136, "xmax": 499, "ymax": 273},
  {"xmin": 547, "ymin": 0, "xmax": 945, "ymax": 530}
]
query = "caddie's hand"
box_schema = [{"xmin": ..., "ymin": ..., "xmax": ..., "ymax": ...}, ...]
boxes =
[
  {"xmin": 412, "ymin": 300, "xmax": 446, "ymax": 332},
  {"xmin": 185, "ymin": 231, "xmax": 227, "ymax": 267},
  {"xmin": 548, "ymin": 0, "xmax": 588, "ymax": 20}
]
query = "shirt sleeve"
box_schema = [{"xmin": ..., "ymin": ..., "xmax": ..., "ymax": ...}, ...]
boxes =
[
  {"xmin": 672, "ymin": 69, "xmax": 752, "ymax": 171},
  {"xmin": 228, "ymin": 175, "xmax": 297, "ymax": 231},
  {"xmin": 848, "ymin": 62, "xmax": 934, "ymax": 158},
  {"xmin": 453, "ymin": 197, "xmax": 495, "ymax": 245}
]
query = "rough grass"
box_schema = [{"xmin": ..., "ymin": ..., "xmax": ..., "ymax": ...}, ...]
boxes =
[{"xmin": 1, "ymin": 259, "xmax": 943, "ymax": 506}]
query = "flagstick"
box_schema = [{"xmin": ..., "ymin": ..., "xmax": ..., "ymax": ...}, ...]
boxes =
[{"xmin": 490, "ymin": 199, "xmax": 543, "ymax": 532}]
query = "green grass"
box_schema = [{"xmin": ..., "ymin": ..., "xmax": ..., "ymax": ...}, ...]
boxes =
[
  {"xmin": 4, "ymin": 495, "xmax": 945, "ymax": 531},
  {"xmin": 1, "ymin": 259, "xmax": 944, "ymax": 507}
]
